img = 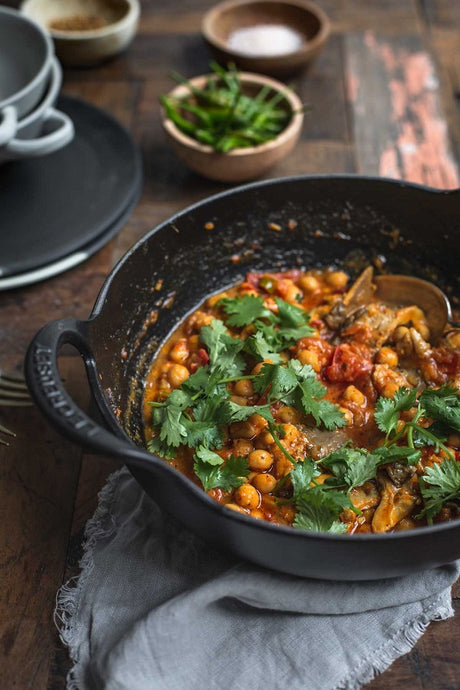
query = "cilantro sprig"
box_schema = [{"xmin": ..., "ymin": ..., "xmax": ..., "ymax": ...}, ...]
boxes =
[
  {"xmin": 254, "ymin": 360, "xmax": 346, "ymax": 430},
  {"xmin": 218, "ymin": 294, "xmax": 315, "ymax": 357},
  {"xmin": 418, "ymin": 458, "xmax": 460, "ymax": 521},
  {"xmin": 193, "ymin": 447, "xmax": 250, "ymax": 492},
  {"xmin": 375, "ymin": 385, "xmax": 459, "ymax": 460}
]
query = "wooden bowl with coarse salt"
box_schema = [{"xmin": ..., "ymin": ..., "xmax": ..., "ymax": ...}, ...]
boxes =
[{"xmin": 201, "ymin": 0, "xmax": 330, "ymax": 77}]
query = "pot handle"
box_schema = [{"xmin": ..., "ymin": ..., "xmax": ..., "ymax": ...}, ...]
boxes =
[{"xmin": 25, "ymin": 318, "xmax": 156, "ymax": 471}]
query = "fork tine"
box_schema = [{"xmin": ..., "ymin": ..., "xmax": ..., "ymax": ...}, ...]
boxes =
[
  {"xmin": 0, "ymin": 423, "xmax": 15, "ymax": 437},
  {"xmin": 0, "ymin": 371, "xmax": 32, "ymax": 407},
  {"xmin": 0, "ymin": 422, "xmax": 16, "ymax": 445},
  {"xmin": 0, "ymin": 374, "xmax": 29, "ymax": 390},
  {"xmin": 0, "ymin": 386, "xmax": 31, "ymax": 399}
]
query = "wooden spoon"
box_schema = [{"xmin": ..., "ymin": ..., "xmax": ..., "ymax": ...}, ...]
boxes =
[{"xmin": 374, "ymin": 274, "xmax": 460, "ymax": 343}]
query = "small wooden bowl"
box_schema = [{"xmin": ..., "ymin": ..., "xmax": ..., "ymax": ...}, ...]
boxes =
[
  {"xmin": 161, "ymin": 72, "xmax": 304, "ymax": 183},
  {"xmin": 202, "ymin": 0, "xmax": 330, "ymax": 77},
  {"xmin": 21, "ymin": 0, "xmax": 140, "ymax": 67}
]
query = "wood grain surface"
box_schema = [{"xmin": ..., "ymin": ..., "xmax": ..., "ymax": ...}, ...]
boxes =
[{"xmin": 0, "ymin": 1, "xmax": 459, "ymax": 688}]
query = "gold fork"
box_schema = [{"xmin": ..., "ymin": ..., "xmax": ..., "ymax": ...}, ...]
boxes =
[
  {"xmin": 0, "ymin": 371, "xmax": 32, "ymax": 406},
  {"xmin": 0, "ymin": 422, "xmax": 15, "ymax": 446},
  {"xmin": 0, "ymin": 372, "xmax": 32, "ymax": 445}
]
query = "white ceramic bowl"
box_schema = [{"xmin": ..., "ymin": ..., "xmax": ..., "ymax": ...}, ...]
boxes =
[
  {"xmin": 0, "ymin": 5, "xmax": 54, "ymax": 145},
  {"xmin": 0, "ymin": 58, "xmax": 74, "ymax": 164},
  {"xmin": 21, "ymin": 0, "xmax": 140, "ymax": 66}
]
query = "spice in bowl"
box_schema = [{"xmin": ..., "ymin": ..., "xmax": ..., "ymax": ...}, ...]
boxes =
[
  {"xmin": 160, "ymin": 62, "xmax": 306, "ymax": 153},
  {"xmin": 48, "ymin": 14, "xmax": 107, "ymax": 31}
]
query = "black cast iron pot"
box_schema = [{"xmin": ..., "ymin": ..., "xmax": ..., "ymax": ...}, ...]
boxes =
[{"xmin": 25, "ymin": 175, "xmax": 460, "ymax": 580}]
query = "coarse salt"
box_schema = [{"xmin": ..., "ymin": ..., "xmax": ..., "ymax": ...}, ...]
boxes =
[{"xmin": 227, "ymin": 24, "xmax": 304, "ymax": 57}]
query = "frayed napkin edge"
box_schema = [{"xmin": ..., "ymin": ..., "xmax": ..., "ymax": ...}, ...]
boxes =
[
  {"xmin": 54, "ymin": 468, "xmax": 456, "ymax": 690},
  {"xmin": 333, "ymin": 591, "xmax": 454, "ymax": 690},
  {"xmin": 55, "ymin": 468, "xmax": 126, "ymax": 690}
]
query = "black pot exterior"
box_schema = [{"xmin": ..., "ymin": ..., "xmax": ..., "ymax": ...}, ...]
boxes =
[{"xmin": 27, "ymin": 175, "xmax": 460, "ymax": 580}]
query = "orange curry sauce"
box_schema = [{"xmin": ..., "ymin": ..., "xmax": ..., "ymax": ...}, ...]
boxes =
[{"xmin": 143, "ymin": 268, "xmax": 460, "ymax": 533}]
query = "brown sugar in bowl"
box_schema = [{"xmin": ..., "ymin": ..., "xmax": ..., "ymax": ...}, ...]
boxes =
[
  {"xmin": 161, "ymin": 72, "xmax": 304, "ymax": 183},
  {"xmin": 201, "ymin": 0, "xmax": 331, "ymax": 77}
]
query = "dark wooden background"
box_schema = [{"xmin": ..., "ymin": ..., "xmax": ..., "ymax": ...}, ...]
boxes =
[{"xmin": 0, "ymin": 1, "xmax": 459, "ymax": 687}]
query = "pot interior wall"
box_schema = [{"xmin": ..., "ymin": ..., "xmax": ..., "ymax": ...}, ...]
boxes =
[{"xmin": 86, "ymin": 177, "xmax": 459, "ymax": 446}]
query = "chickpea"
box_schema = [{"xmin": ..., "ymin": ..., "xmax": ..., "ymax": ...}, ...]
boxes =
[
  {"xmin": 277, "ymin": 406, "xmax": 302, "ymax": 424},
  {"xmin": 297, "ymin": 349, "xmax": 320, "ymax": 371},
  {"xmin": 248, "ymin": 449, "xmax": 273, "ymax": 471},
  {"xmin": 339, "ymin": 406, "xmax": 353, "ymax": 426},
  {"xmin": 233, "ymin": 378, "xmax": 254, "ymax": 398},
  {"xmin": 413, "ymin": 321, "xmax": 430, "ymax": 341},
  {"xmin": 230, "ymin": 395, "xmax": 248, "ymax": 406},
  {"xmin": 207, "ymin": 291, "xmax": 228, "ymax": 307},
  {"xmin": 232, "ymin": 439, "xmax": 254, "ymax": 457},
  {"xmin": 342, "ymin": 385, "xmax": 366, "ymax": 406},
  {"xmin": 447, "ymin": 433, "xmax": 460, "ymax": 449},
  {"xmin": 325, "ymin": 270, "xmax": 348, "ymax": 290},
  {"xmin": 250, "ymin": 509, "xmax": 265, "ymax": 520},
  {"xmin": 284, "ymin": 284, "xmax": 303, "ymax": 304},
  {"xmin": 169, "ymin": 338, "xmax": 189, "ymax": 364},
  {"xmin": 252, "ymin": 360, "xmax": 272, "ymax": 375},
  {"xmin": 234, "ymin": 484, "xmax": 260, "ymax": 510},
  {"xmin": 188, "ymin": 334, "xmax": 200, "ymax": 351},
  {"xmin": 376, "ymin": 347, "xmax": 399, "ymax": 367},
  {"xmin": 226, "ymin": 503, "xmax": 247, "ymax": 514},
  {"xmin": 167, "ymin": 364, "xmax": 189, "ymax": 388},
  {"xmin": 382, "ymin": 381, "xmax": 400, "ymax": 398},
  {"xmin": 258, "ymin": 430, "xmax": 274, "ymax": 445},
  {"xmin": 252, "ymin": 473, "xmax": 277, "ymax": 494},
  {"xmin": 230, "ymin": 420, "xmax": 257, "ymax": 439},
  {"xmin": 298, "ymin": 274, "xmax": 320, "ymax": 293}
]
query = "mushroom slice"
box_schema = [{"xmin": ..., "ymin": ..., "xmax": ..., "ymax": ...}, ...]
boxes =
[
  {"xmin": 325, "ymin": 267, "xmax": 375, "ymax": 330},
  {"xmin": 372, "ymin": 472, "xmax": 418, "ymax": 533},
  {"xmin": 350, "ymin": 481, "xmax": 380, "ymax": 510}
]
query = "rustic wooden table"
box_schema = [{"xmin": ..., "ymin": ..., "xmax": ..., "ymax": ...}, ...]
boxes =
[{"xmin": 1, "ymin": 1, "xmax": 459, "ymax": 687}]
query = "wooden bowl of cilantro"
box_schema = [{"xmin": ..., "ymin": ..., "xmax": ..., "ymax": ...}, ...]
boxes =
[{"xmin": 160, "ymin": 63, "xmax": 305, "ymax": 183}]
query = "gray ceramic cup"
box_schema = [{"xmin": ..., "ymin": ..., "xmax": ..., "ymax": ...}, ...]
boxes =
[
  {"xmin": 0, "ymin": 6, "xmax": 54, "ymax": 146},
  {"xmin": 0, "ymin": 57, "xmax": 74, "ymax": 163}
]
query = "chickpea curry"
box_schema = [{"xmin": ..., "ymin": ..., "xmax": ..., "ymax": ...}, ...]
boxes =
[{"xmin": 144, "ymin": 267, "xmax": 460, "ymax": 535}]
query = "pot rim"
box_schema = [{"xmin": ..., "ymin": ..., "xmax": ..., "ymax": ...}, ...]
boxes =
[{"xmin": 88, "ymin": 173, "xmax": 460, "ymax": 544}]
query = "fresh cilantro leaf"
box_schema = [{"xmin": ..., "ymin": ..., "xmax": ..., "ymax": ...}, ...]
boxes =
[
  {"xmin": 419, "ymin": 384, "xmax": 460, "ymax": 433},
  {"xmin": 252, "ymin": 361, "xmax": 299, "ymax": 399},
  {"xmin": 181, "ymin": 365, "xmax": 211, "ymax": 395},
  {"xmin": 147, "ymin": 435, "xmax": 177, "ymax": 460},
  {"xmin": 321, "ymin": 444, "xmax": 421, "ymax": 490},
  {"xmin": 182, "ymin": 419, "xmax": 224, "ymax": 450},
  {"xmin": 290, "ymin": 458, "xmax": 321, "ymax": 500},
  {"xmin": 374, "ymin": 387, "xmax": 418, "ymax": 437},
  {"xmin": 419, "ymin": 458, "xmax": 460, "ymax": 520},
  {"xmin": 150, "ymin": 389, "xmax": 190, "ymax": 448},
  {"xmin": 274, "ymin": 297, "xmax": 312, "ymax": 329},
  {"xmin": 299, "ymin": 391, "xmax": 346, "ymax": 431},
  {"xmin": 199, "ymin": 319, "xmax": 245, "ymax": 376},
  {"xmin": 216, "ymin": 400, "xmax": 274, "ymax": 425},
  {"xmin": 194, "ymin": 451, "xmax": 249, "ymax": 491},
  {"xmin": 194, "ymin": 445, "xmax": 224, "ymax": 465},
  {"xmin": 243, "ymin": 330, "xmax": 283, "ymax": 363},
  {"xmin": 293, "ymin": 488, "xmax": 349, "ymax": 533},
  {"xmin": 218, "ymin": 294, "xmax": 274, "ymax": 327}
]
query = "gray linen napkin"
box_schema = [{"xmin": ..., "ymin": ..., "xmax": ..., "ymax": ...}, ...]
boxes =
[{"xmin": 56, "ymin": 468, "xmax": 459, "ymax": 690}]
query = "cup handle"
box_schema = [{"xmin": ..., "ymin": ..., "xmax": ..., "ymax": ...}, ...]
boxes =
[
  {"xmin": 0, "ymin": 105, "xmax": 18, "ymax": 146},
  {"xmin": 5, "ymin": 107, "xmax": 74, "ymax": 157}
]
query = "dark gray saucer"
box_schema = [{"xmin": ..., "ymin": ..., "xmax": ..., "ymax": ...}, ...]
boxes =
[{"xmin": 0, "ymin": 95, "xmax": 142, "ymax": 288}]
